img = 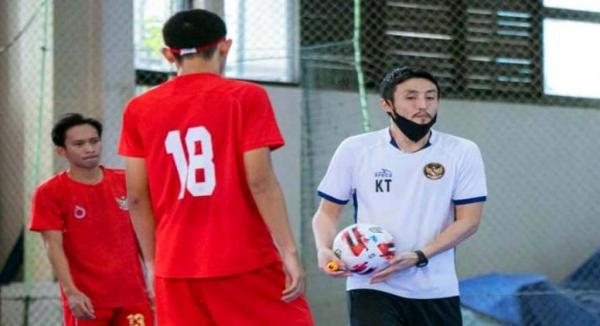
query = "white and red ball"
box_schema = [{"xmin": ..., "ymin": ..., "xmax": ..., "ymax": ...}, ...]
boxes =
[{"xmin": 332, "ymin": 223, "xmax": 395, "ymax": 274}]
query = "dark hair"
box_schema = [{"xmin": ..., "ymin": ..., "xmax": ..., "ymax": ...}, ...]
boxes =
[
  {"xmin": 163, "ymin": 9, "xmax": 226, "ymax": 60},
  {"xmin": 378, "ymin": 67, "xmax": 441, "ymax": 103},
  {"xmin": 51, "ymin": 113, "xmax": 103, "ymax": 147}
]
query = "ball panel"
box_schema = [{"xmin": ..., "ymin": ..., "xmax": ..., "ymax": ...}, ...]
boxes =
[{"xmin": 332, "ymin": 223, "xmax": 395, "ymax": 274}]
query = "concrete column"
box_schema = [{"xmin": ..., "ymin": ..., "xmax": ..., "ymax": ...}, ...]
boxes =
[
  {"xmin": 53, "ymin": 0, "xmax": 134, "ymax": 168},
  {"xmin": 0, "ymin": 0, "xmax": 54, "ymax": 281},
  {"xmin": 99, "ymin": 0, "xmax": 136, "ymax": 167}
]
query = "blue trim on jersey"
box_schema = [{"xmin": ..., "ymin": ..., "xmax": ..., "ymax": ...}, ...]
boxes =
[
  {"xmin": 317, "ymin": 191, "xmax": 349, "ymax": 205},
  {"xmin": 352, "ymin": 191, "xmax": 358, "ymax": 223},
  {"xmin": 453, "ymin": 196, "xmax": 487, "ymax": 205},
  {"xmin": 389, "ymin": 136, "xmax": 399, "ymax": 149}
]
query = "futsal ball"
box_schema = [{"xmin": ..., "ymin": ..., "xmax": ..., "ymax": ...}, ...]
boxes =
[{"xmin": 332, "ymin": 223, "xmax": 395, "ymax": 275}]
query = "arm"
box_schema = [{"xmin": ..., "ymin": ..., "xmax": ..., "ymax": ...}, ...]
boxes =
[
  {"xmin": 312, "ymin": 199, "xmax": 351, "ymax": 276},
  {"xmin": 422, "ymin": 202, "xmax": 483, "ymax": 258},
  {"xmin": 41, "ymin": 231, "xmax": 95, "ymax": 319},
  {"xmin": 124, "ymin": 157, "xmax": 156, "ymax": 290},
  {"xmin": 371, "ymin": 202, "xmax": 484, "ymax": 283},
  {"xmin": 243, "ymin": 147, "xmax": 303, "ymax": 303}
]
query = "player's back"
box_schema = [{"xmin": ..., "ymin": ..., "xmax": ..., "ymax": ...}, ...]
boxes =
[{"xmin": 121, "ymin": 73, "xmax": 284, "ymax": 278}]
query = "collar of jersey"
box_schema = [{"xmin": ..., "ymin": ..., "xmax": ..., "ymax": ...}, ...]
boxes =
[
  {"xmin": 387, "ymin": 128, "xmax": 436, "ymax": 152},
  {"xmin": 62, "ymin": 165, "xmax": 106, "ymax": 187},
  {"xmin": 174, "ymin": 72, "xmax": 221, "ymax": 80}
]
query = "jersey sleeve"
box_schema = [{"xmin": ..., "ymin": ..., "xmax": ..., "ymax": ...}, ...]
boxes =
[
  {"xmin": 241, "ymin": 85, "xmax": 285, "ymax": 152},
  {"xmin": 118, "ymin": 98, "xmax": 145, "ymax": 157},
  {"xmin": 29, "ymin": 183, "xmax": 65, "ymax": 231},
  {"xmin": 316, "ymin": 140, "xmax": 355, "ymax": 205},
  {"xmin": 452, "ymin": 141, "xmax": 488, "ymax": 205}
]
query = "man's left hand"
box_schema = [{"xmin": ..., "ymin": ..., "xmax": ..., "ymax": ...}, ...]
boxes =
[
  {"xmin": 370, "ymin": 251, "xmax": 418, "ymax": 284},
  {"xmin": 280, "ymin": 250, "xmax": 306, "ymax": 303}
]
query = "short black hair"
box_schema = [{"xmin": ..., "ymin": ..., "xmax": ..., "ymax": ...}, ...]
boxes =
[
  {"xmin": 378, "ymin": 67, "xmax": 441, "ymax": 102},
  {"xmin": 51, "ymin": 113, "xmax": 103, "ymax": 147},
  {"xmin": 163, "ymin": 9, "xmax": 226, "ymax": 59}
]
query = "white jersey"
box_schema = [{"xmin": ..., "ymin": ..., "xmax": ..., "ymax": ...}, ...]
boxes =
[{"xmin": 318, "ymin": 128, "xmax": 487, "ymax": 299}]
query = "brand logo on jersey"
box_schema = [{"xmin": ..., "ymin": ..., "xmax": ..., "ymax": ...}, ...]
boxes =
[
  {"xmin": 374, "ymin": 169, "xmax": 392, "ymax": 178},
  {"xmin": 74, "ymin": 205, "xmax": 86, "ymax": 219},
  {"xmin": 424, "ymin": 162, "xmax": 445, "ymax": 180},
  {"xmin": 374, "ymin": 168, "xmax": 392, "ymax": 192},
  {"xmin": 116, "ymin": 196, "xmax": 128, "ymax": 211}
]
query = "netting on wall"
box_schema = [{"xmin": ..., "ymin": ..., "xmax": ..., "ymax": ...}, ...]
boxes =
[
  {"xmin": 301, "ymin": 0, "xmax": 600, "ymax": 107},
  {"xmin": 0, "ymin": 1, "xmax": 58, "ymax": 324},
  {"xmin": 300, "ymin": 1, "xmax": 600, "ymax": 325},
  {"xmin": 0, "ymin": 0, "xmax": 161, "ymax": 324},
  {"xmin": 1, "ymin": 0, "xmax": 293, "ymax": 324},
  {"xmin": 1, "ymin": 0, "xmax": 600, "ymax": 325}
]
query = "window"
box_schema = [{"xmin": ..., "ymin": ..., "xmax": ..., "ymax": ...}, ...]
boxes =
[
  {"xmin": 300, "ymin": 0, "xmax": 600, "ymax": 106},
  {"xmin": 134, "ymin": 0, "xmax": 188, "ymax": 73},
  {"xmin": 224, "ymin": 0, "xmax": 298, "ymax": 82},
  {"xmin": 301, "ymin": 1, "xmax": 541, "ymax": 101},
  {"xmin": 543, "ymin": 1, "xmax": 600, "ymax": 99},
  {"xmin": 544, "ymin": 0, "xmax": 600, "ymax": 12},
  {"xmin": 134, "ymin": 0, "xmax": 188, "ymax": 88},
  {"xmin": 134, "ymin": 0, "xmax": 298, "ymax": 86},
  {"xmin": 543, "ymin": 20, "xmax": 600, "ymax": 98}
]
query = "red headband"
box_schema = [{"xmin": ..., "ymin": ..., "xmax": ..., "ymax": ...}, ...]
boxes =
[{"xmin": 169, "ymin": 38, "xmax": 225, "ymax": 56}]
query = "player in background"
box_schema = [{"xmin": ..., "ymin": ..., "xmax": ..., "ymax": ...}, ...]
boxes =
[
  {"xmin": 30, "ymin": 113, "xmax": 152, "ymax": 326},
  {"xmin": 119, "ymin": 9, "xmax": 313, "ymax": 325},
  {"xmin": 312, "ymin": 67, "xmax": 487, "ymax": 325}
]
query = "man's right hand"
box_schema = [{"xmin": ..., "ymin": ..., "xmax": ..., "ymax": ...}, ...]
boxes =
[
  {"xmin": 66, "ymin": 288, "xmax": 95, "ymax": 319},
  {"xmin": 317, "ymin": 248, "xmax": 352, "ymax": 277}
]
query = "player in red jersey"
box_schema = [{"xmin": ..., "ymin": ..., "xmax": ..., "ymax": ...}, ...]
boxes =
[
  {"xmin": 119, "ymin": 9, "xmax": 313, "ymax": 326},
  {"xmin": 30, "ymin": 113, "xmax": 152, "ymax": 326}
]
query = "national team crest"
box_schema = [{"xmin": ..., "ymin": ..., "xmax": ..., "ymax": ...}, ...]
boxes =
[
  {"xmin": 116, "ymin": 196, "xmax": 128, "ymax": 211},
  {"xmin": 74, "ymin": 205, "xmax": 86, "ymax": 219},
  {"xmin": 424, "ymin": 162, "xmax": 445, "ymax": 180}
]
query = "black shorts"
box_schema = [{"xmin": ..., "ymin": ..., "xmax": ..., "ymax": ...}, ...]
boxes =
[{"xmin": 348, "ymin": 289, "xmax": 462, "ymax": 326}]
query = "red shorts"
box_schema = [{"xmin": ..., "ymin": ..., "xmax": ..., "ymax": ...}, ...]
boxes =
[
  {"xmin": 63, "ymin": 304, "xmax": 153, "ymax": 326},
  {"xmin": 155, "ymin": 263, "xmax": 314, "ymax": 326}
]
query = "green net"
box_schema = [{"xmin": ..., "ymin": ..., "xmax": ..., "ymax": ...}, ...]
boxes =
[{"xmin": 1, "ymin": 1, "xmax": 600, "ymax": 325}]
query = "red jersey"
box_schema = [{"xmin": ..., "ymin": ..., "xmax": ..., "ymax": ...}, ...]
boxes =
[
  {"xmin": 29, "ymin": 168, "xmax": 148, "ymax": 308},
  {"xmin": 119, "ymin": 73, "xmax": 284, "ymax": 278}
]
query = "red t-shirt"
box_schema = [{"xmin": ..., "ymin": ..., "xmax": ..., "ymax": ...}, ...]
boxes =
[
  {"xmin": 29, "ymin": 168, "xmax": 148, "ymax": 308},
  {"xmin": 118, "ymin": 73, "xmax": 284, "ymax": 278}
]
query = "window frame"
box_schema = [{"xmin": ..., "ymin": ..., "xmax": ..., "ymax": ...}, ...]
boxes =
[
  {"xmin": 540, "ymin": 5, "xmax": 600, "ymax": 105},
  {"xmin": 135, "ymin": 0, "xmax": 300, "ymax": 88}
]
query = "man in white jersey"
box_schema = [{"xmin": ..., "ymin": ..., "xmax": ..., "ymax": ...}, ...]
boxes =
[{"xmin": 312, "ymin": 67, "xmax": 487, "ymax": 325}]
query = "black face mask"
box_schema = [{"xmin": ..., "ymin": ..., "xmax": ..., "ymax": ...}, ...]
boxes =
[{"xmin": 387, "ymin": 111, "xmax": 437, "ymax": 142}]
